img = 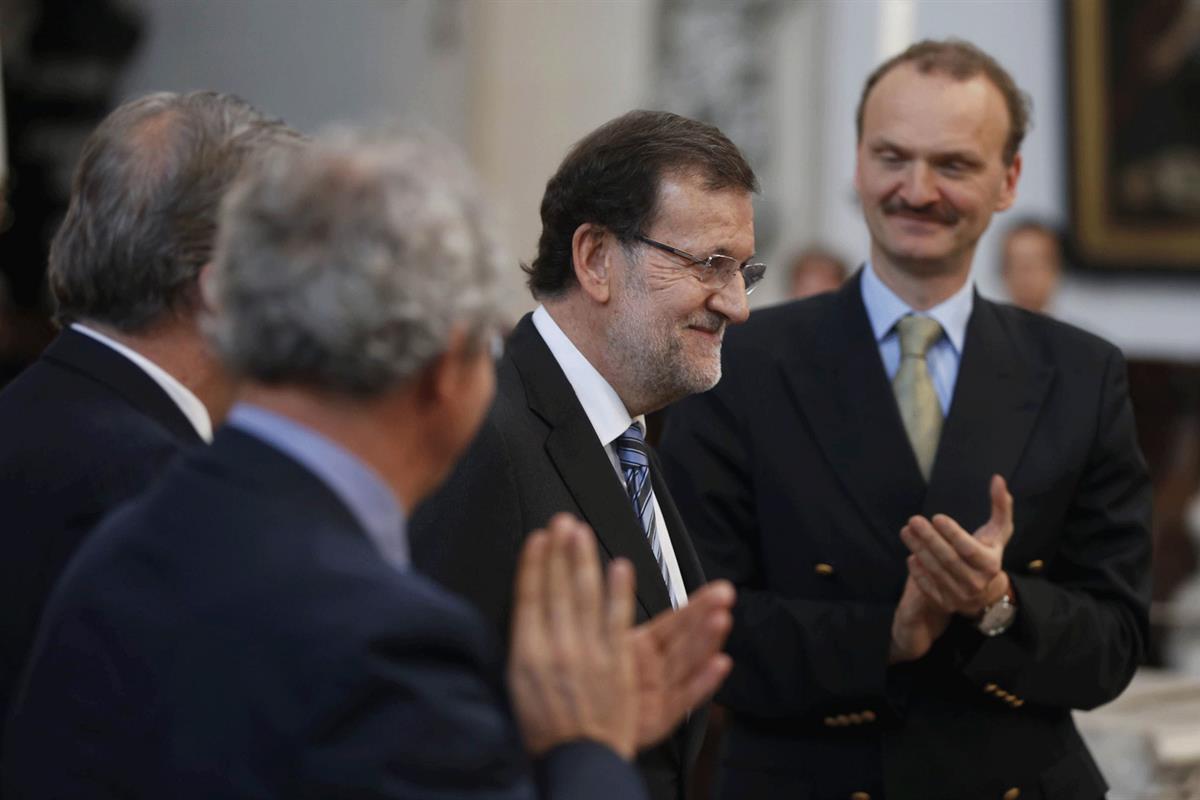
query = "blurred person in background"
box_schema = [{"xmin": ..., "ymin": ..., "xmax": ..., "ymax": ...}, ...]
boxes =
[
  {"xmin": 4, "ymin": 131, "xmax": 735, "ymax": 799},
  {"xmin": 661, "ymin": 39, "xmax": 1151, "ymax": 799},
  {"xmin": 1000, "ymin": 219, "xmax": 1063, "ymax": 315},
  {"xmin": 411, "ymin": 109, "xmax": 761, "ymax": 800},
  {"xmin": 787, "ymin": 244, "xmax": 848, "ymax": 300},
  {"xmin": 0, "ymin": 91, "xmax": 299, "ymax": 745},
  {"xmin": 0, "ymin": 0, "xmax": 145, "ymax": 376}
]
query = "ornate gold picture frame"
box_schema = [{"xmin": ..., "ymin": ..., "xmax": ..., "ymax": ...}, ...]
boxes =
[{"xmin": 1068, "ymin": 0, "xmax": 1200, "ymax": 271}]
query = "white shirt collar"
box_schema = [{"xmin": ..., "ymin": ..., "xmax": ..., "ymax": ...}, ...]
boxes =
[
  {"xmin": 71, "ymin": 322, "xmax": 213, "ymax": 443},
  {"xmin": 860, "ymin": 261, "xmax": 974, "ymax": 355},
  {"xmin": 531, "ymin": 306, "xmax": 642, "ymax": 446}
]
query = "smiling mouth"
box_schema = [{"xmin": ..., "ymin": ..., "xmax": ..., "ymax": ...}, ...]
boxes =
[
  {"xmin": 888, "ymin": 211, "xmax": 953, "ymax": 226},
  {"xmin": 687, "ymin": 324, "xmax": 725, "ymax": 340}
]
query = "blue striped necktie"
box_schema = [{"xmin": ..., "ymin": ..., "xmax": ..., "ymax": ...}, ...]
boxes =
[{"xmin": 615, "ymin": 422, "xmax": 676, "ymax": 606}]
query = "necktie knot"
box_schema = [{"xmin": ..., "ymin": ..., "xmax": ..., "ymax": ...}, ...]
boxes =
[
  {"xmin": 616, "ymin": 423, "xmax": 650, "ymax": 470},
  {"xmin": 897, "ymin": 315, "xmax": 943, "ymax": 359}
]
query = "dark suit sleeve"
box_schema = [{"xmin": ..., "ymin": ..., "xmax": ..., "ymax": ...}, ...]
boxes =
[
  {"xmin": 536, "ymin": 741, "xmax": 649, "ymax": 800},
  {"xmin": 661, "ymin": 379, "xmax": 896, "ymax": 720},
  {"xmin": 952, "ymin": 347, "xmax": 1152, "ymax": 709},
  {"xmin": 297, "ymin": 608, "xmax": 647, "ymax": 799},
  {"xmin": 410, "ymin": 414, "xmax": 525, "ymax": 638}
]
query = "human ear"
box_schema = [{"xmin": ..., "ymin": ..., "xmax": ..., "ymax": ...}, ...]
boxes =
[
  {"xmin": 570, "ymin": 223, "xmax": 613, "ymax": 304},
  {"xmin": 995, "ymin": 152, "xmax": 1022, "ymax": 212}
]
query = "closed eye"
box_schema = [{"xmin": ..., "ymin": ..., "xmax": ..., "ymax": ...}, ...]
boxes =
[{"xmin": 935, "ymin": 155, "xmax": 982, "ymax": 174}]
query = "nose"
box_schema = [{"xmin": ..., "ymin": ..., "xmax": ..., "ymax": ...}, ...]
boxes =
[
  {"xmin": 709, "ymin": 273, "xmax": 750, "ymax": 324},
  {"xmin": 899, "ymin": 161, "xmax": 938, "ymax": 207}
]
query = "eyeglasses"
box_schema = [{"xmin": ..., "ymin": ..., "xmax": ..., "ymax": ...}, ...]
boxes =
[{"xmin": 635, "ymin": 235, "xmax": 766, "ymax": 295}]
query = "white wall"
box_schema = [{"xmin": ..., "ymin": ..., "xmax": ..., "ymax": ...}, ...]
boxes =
[
  {"xmin": 466, "ymin": 0, "xmax": 655, "ymax": 319},
  {"xmin": 815, "ymin": 0, "xmax": 1200, "ymax": 361},
  {"xmin": 119, "ymin": 0, "xmax": 656, "ymax": 323},
  {"xmin": 119, "ymin": 0, "xmax": 470, "ymax": 142}
]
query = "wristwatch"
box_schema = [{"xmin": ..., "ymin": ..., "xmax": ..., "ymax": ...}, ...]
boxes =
[{"xmin": 976, "ymin": 594, "xmax": 1017, "ymax": 637}]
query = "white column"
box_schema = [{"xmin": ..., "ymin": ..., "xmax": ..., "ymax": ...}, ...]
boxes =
[{"xmin": 465, "ymin": 0, "xmax": 655, "ymax": 320}]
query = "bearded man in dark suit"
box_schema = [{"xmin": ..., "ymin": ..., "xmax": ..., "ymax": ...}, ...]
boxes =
[
  {"xmin": 410, "ymin": 110, "xmax": 765, "ymax": 800},
  {"xmin": 660, "ymin": 40, "xmax": 1151, "ymax": 800},
  {"xmin": 0, "ymin": 91, "xmax": 297, "ymax": 739}
]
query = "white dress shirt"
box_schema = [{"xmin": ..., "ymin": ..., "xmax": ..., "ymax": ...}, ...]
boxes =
[
  {"xmin": 532, "ymin": 305, "xmax": 689, "ymax": 608},
  {"xmin": 859, "ymin": 262, "xmax": 974, "ymax": 414},
  {"xmin": 71, "ymin": 323, "xmax": 213, "ymax": 442}
]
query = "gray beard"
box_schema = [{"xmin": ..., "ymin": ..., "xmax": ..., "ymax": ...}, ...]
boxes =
[{"xmin": 607, "ymin": 288, "xmax": 723, "ymax": 415}]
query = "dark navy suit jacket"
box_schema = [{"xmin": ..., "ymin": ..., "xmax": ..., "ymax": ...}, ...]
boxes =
[
  {"xmin": 660, "ymin": 274, "xmax": 1151, "ymax": 800},
  {"xmin": 4, "ymin": 427, "xmax": 646, "ymax": 799},
  {"xmin": 0, "ymin": 328, "xmax": 202, "ymax": 741}
]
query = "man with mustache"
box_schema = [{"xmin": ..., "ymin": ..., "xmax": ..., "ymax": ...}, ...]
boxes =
[
  {"xmin": 660, "ymin": 40, "xmax": 1151, "ymax": 799},
  {"xmin": 410, "ymin": 109, "xmax": 762, "ymax": 800}
]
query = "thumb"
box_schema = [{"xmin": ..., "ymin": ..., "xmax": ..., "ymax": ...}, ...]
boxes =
[{"xmin": 981, "ymin": 474, "xmax": 1014, "ymax": 546}]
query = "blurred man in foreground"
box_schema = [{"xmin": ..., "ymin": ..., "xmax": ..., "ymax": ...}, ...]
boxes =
[
  {"xmin": 1001, "ymin": 219, "xmax": 1063, "ymax": 314},
  {"xmin": 0, "ymin": 91, "xmax": 298, "ymax": 739},
  {"xmin": 662, "ymin": 39, "xmax": 1151, "ymax": 799},
  {"xmin": 4, "ymin": 131, "xmax": 734, "ymax": 798},
  {"xmin": 411, "ymin": 110, "xmax": 761, "ymax": 800}
]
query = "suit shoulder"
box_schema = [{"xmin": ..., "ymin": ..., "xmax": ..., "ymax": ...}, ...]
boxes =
[
  {"xmin": 713, "ymin": 295, "xmax": 836, "ymax": 390},
  {"xmin": 62, "ymin": 481, "xmax": 498, "ymax": 677},
  {"xmin": 0, "ymin": 354, "xmax": 177, "ymax": 439},
  {"xmin": 0, "ymin": 363, "xmax": 185, "ymax": 518},
  {"xmin": 728, "ymin": 295, "xmax": 834, "ymax": 349},
  {"xmin": 986, "ymin": 300, "xmax": 1123, "ymax": 368}
]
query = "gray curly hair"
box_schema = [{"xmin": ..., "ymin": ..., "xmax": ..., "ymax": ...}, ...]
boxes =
[{"xmin": 206, "ymin": 131, "xmax": 505, "ymax": 396}]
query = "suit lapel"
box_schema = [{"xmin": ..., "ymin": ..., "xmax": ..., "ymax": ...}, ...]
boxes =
[
  {"xmin": 777, "ymin": 275, "xmax": 925, "ymax": 556},
  {"xmin": 45, "ymin": 328, "xmax": 204, "ymax": 445},
  {"xmin": 923, "ymin": 297, "xmax": 1054, "ymax": 525},
  {"xmin": 507, "ymin": 316, "xmax": 674, "ymax": 618},
  {"xmin": 650, "ymin": 448, "xmax": 705, "ymax": 593}
]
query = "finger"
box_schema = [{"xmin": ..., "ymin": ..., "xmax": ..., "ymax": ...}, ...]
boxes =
[
  {"xmin": 678, "ymin": 652, "xmax": 734, "ymax": 713},
  {"xmin": 605, "ymin": 557, "xmax": 636, "ymax": 645},
  {"xmin": 983, "ymin": 474, "xmax": 1015, "ymax": 546},
  {"xmin": 908, "ymin": 516, "xmax": 988, "ymax": 601},
  {"xmin": 510, "ymin": 530, "xmax": 549, "ymax": 653},
  {"xmin": 653, "ymin": 581, "xmax": 735, "ymax": 652},
  {"xmin": 545, "ymin": 520, "xmax": 580, "ymax": 652},
  {"xmin": 909, "ymin": 554, "xmax": 959, "ymax": 612},
  {"xmin": 899, "ymin": 516, "xmax": 952, "ymax": 558},
  {"xmin": 679, "ymin": 608, "xmax": 733, "ymax": 686},
  {"xmin": 567, "ymin": 517, "xmax": 603, "ymax": 641},
  {"xmin": 688, "ymin": 579, "xmax": 736, "ymax": 611},
  {"xmin": 930, "ymin": 514, "xmax": 998, "ymax": 574},
  {"xmin": 909, "ymin": 556, "xmax": 953, "ymax": 612},
  {"xmin": 652, "ymin": 599, "xmax": 733, "ymax": 690}
]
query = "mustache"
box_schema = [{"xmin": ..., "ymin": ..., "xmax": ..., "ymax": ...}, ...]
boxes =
[
  {"xmin": 882, "ymin": 197, "xmax": 959, "ymax": 225},
  {"xmin": 686, "ymin": 312, "xmax": 727, "ymax": 335}
]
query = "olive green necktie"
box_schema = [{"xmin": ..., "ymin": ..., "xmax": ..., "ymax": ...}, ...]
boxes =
[{"xmin": 893, "ymin": 315, "xmax": 944, "ymax": 481}]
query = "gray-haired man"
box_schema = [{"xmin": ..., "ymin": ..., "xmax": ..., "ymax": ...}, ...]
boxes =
[{"xmin": 0, "ymin": 91, "xmax": 299, "ymax": 739}]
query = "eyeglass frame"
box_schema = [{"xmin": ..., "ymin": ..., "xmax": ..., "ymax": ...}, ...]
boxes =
[{"xmin": 633, "ymin": 234, "xmax": 766, "ymax": 295}]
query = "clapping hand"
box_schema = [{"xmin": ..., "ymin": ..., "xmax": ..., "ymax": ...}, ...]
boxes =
[
  {"xmin": 900, "ymin": 474, "xmax": 1015, "ymax": 617},
  {"xmin": 508, "ymin": 514, "xmax": 638, "ymax": 758},
  {"xmin": 629, "ymin": 580, "xmax": 734, "ymax": 747},
  {"xmin": 506, "ymin": 513, "xmax": 736, "ymax": 759}
]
